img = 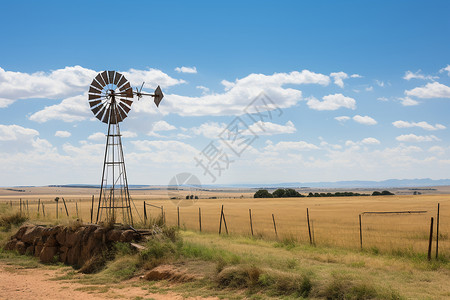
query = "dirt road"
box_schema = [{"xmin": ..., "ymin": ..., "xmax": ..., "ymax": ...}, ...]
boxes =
[{"xmin": 0, "ymin": 262, "xmax": 214, "ymax": 300}]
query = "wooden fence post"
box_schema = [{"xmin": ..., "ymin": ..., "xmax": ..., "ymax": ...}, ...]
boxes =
[
  {"xmin": 359, "ymin": 214, "xmax": 363, "ymax": 250},
  {"xmin": 436, "ymin": 203, "xmax": 440, "ymax": 259},
  {"xmin": 199, "ymin": 207, "xmax": 202, "ymax": 232},
  {"xmin": 177, "ymin": 206, "xmax": 180, "ymax": 228},
  {"xmin": 62, "ymin": 198, "xmax": 69, "ymax": 217},
  {"xmin": 76, "ymin": 201, "xmax": 79, "ymax": 219},
  {"xmin": 56, "ymin": 199, "xmax": 59, "ymax": 219},
  {"xmin": 26, "ymin": 200, "xmax": 29, "ymax": 215},
  {"xmin": 19, "ymin": 198, "xmax": 22, "ymax": 215},
  {"xmin": 219, "ymin": 205, "xmax": 223, "ymax": 234},
  {"xmin": 272, "ymin": 213, "xmax": 278, "ymax": 238},
  {"xmin": 143, "ymin": 201, "xmax": 147, "ymax": 225},
  {"xmin": 42, "ymin": 204, "xmax": 45, "ymax": 217},
  {"xmin": 223, "ymin": 206, "xmax": 228, "ymax": 234},
  {"xmin": 37, "ymin": 199, "xmax": 40, "ymax": 213},
  {"xmin": 428, "ymin": 217, "xmax": 434, "ymax": 261},
  {"xmin": 307, "ymin": 208, "xmax": 312, "ymax": 245},
  {"xmin": 249, "ymin": 209, "xmax": 254, "ymax": 236},
  {"xmin": 90, "ymin": 195, "xmax": 94, "ymax": 223}
]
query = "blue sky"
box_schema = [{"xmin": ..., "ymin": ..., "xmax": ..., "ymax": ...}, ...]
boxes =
[{"xmin": 0, "ymin": 0, "xmax": 449, "ymax": 186}]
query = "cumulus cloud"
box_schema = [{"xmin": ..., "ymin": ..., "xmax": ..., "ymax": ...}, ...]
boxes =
[
  {"xmin": 246, "ymin": 121, "xmax": 296, "ymax": 136},
  {"xmin": 121, "ymin": 131, "xmax": 137, "ymax": 138},
  {"xmin": 396, "ymin": 134, "xmax": 440, "ymax": 142},
  {"xmin": 152, "ymin": 120, "xmax": 176, "ymax": 131},
  {"xmin": 439, "ymin": 65, "xmax": 450, "ymax": 76},
  {"xmin": 397, "ymin": 96, "xmax": 419, "ymax": 106},
  {"xmin": 335, "ymin": 116, "xmax": 350, "ymax": 122},
  {"xmin": 377, "ymin": 97, "xmax": 388, "ymax": 101},
  {"xmin": 307, "ymin": 93, "xmax": 356, "ymax": 111},
  {"xmin": 405, "ymin": 82, "xmax": 450, "ymax": 99},
  {"xmin": 0, "ymin": 124, "xmax": 39, "ymax": 141},
  {"xmin": 55, "ymin": 130, "xmax": 71, "ymax": 138},
  {"xmin": 1, "ymin": 66, "xmax": 184, "ymax": 110},
  {"xmin": 361, "ymin": 137, "xmax": 380, "ymax": 145},
  {"xmin": 196, "ymin": 85, "xmax": 210, "ymax": 94},
  {"xmin": 174, "ymin": 66, "xmax": 197, "ymax": 74},
  {"xmin": 160, "ymin": 70, "xmax": 330, "ymax": 117},
  {"xmin": 264, "ymin": 140, "xmax": 319, "ymax": 152},
  {"xmin": 87, "ymin": 132, "xmax": 105, "ymax": 141},
  {"xmin": 353, "ymin": 115, "xmax": 377, "ymax": 125},
  {"xmin": 330, "ymin": 72, "xmax": 348, "ymax": 88},
  {"xmin": 392, "ymin": 120, "xmax": 446, "ymax": 131},
  {"xmin": 29, "ymin": 94, "xmax": 91, "ymax": 123},
  {"xmin": 350, "ymin": 74, "xmax": 362, "ymax": 78},
  {"xmin": 403, "ymin": 70, "xmax": 437, "ymax": 81},
  {"xmin": 190, "ymin": 122, "xmax": 226, "ymax": 139}
]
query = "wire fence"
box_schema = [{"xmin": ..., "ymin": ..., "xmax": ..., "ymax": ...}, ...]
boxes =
[{"xmin": 1, "ymin": 197, "xmax": 448, "ymax": 259}]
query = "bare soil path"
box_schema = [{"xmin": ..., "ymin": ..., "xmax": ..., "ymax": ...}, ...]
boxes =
[{"xmin": 0, "ymin": 262, "xmax": 215, "ymax": 300}]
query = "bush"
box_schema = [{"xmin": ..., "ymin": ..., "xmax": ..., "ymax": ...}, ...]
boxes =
[
  {"xmin": 0, "ymin": 212, "xmax": 27, "ymax": 231},
  {"xmin": 254, "ymin": 190, "xmax": 273, "ymax": 198}
]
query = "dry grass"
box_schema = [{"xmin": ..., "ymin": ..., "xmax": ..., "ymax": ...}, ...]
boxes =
[{"xmin": 1, "ymin": 191, "xmax": 448, "ymax": 257}]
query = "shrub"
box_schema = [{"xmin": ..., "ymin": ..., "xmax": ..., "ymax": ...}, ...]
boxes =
[{"xmin": 254, "ymin": 190, "xmax": 273, "ymax": 198}]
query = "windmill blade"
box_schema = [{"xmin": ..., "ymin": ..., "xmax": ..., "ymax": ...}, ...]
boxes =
[
  {"xmin": 116, "ymin": 105, "xmax": 127, "ymax": 121},
  {"xmin": 114, "ymin": 72, "xmax": 122, "ymax": 85},
  {"xmin": 95, "ymin": 73, "xmax": 106, "ymax": 87},
  {"xmin": 119, "ymin": 102, "xmax": 131, "ymax": 114},
  {"xmin": 88, "ymin": 93, "xmax": 102, "ymax": 100},
  {"xmin": 108, "ymin": 71, "xmax": 115, "ymax": 85},
  {"xmin": 115, "ymin": 107, "xmax": 125, "ymax": 123},
  {"xmin": 102, "ymin": 106, "xmax": 111, "ymax": 123},
  {"xmin": 120, "ymin": 98, "xmax": 133, "ymax": 107},
  {"xmin": 95, "ymin": 104, "xmax": 107, "ymax": 121},
  {"xmin": 90, "ymin": 78, "xmax": 103, "ymax": 91},
  {"xmin": 89, "ymin": 86, "xmax": 102, "ymax": 95},
  {"xmin": 101, "ymin": 71, "xmax": 109, "ymax": 85},
  {"xmin": 119, "ymin": 82, "xmax": 133, "ymax": 98},
  {"xmin": 89, "ymin": 100, "xmax": 102, "ymax": 108},
  {"xmin": 117, "ymin": 75, "xmax": 127, "ymax": 89}
]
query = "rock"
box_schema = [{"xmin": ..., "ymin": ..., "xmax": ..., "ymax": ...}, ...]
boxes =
[
  {"xmin": 55, "ymin": 228, "xmax": 67, "ymax": 245},
  {"xmin": 44, "ymin": 235, "xmax": 58, "ymax": 247},
  {"xmin": 40, "ymin": 246, "xmax": 58, "ymax": 263},
  {"xmin": 25, "ymin": 245, "xmax": 34, "ymax": 255},
  {"xmin": 66, "ymin": 245, "xmax": 81, "ymax": 266},
  {"xmin": 21, "ymin": 226, "xmax": 44, "ymax": 244},
  {"xmin": 93, "ymin": 227, "xmax": 106, "ymax": 240},
  {"xmin": 66, "ymin": 228, "xmax": 83, "ymax": 248},
  {"xmin": 34, "ymin": 244, "xmax": 43, "ymax": 257},
  {"xmin": 60, "ymin": 246, "xmax": 69, "ymax": 263},
  {"xmin": 13, "ymin": 225, "xmax": 32, "ymax": 240},
  {"xmin": 106, "ymin": 229, "xmax": 122, "ymax": 242},
  {"xmin": 119, "ymin": 230, "xmax": 136, "ymax": 242},
  {"xmin": 15, "ymin": 241, "xmax": 27, "ymax": 255},
  {"xmin": 4, "ymin": 239, "xmax": 17, "ymax": 251}
]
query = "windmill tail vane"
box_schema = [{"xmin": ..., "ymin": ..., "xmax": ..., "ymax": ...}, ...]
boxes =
[{"xmin": 88, "ymin": 70, "xmax": 164, "ymax": 225}]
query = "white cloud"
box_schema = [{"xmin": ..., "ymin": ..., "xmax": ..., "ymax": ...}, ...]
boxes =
[
  {"xmin": 330, "ymin": 72, "xmax": 348, "ymax": 88},
  {"xmin": 121, "ymin": 131, "xmax": 137, "ymax": 138},
  {"xmin": 129, "ymin": 140, "xmax": 198, "ymax": 163},
  {"xmin": 0, "ymin": 124, "xmax": 39, "ymax": 141},
  {"xmin": 174, "ymin": 66, "xmax": 197, "ymax": 74},
  {"xmin": 396, "ymin": 134, "xmax": 440, "ymax": 142},
  {"xmin": 365, "ymin": 86, "xmax": 373, "ymax": 91},
  {"xmin": 55, "ymin": 130, "xmax": 71, "ymax": 138},
  {"xmin": 2, "ymin": 66, "xmax": 184, "ymax": 110},
  {"xmin": 307, "ymin": 93, "xmax": 356, "ymax": 111},
  {"xmin": 377, "ymin": 97, "xmax": 388, "ymax": 101},
  {"xmin": 350, "ymin": 74, "xmax": 362, "ymax": 78},
  {"xmin": 190, "ymin": 122, "xmax": 226, "ymax": 139},
  {"xmin": 398, "ymin": 96, "xmax": 419, "ymax": 106},
  {"xmin": 403, "ymin": 70, "xmax": 437, "ymax": 81},
  {"xmin": 160, "ymin": 70, "xmax": 330, "ymax": 117},
  {"xmin": 264, "ymin": 140, "xmax": 319, "ymax": 152},
  {"xmin": 29, "ymin": 94, "xmax": 91, "ymax": 123},
  {"xmin": 196, "ymin": 85, "xmax": 210, "ymax": 94},
  {"xmin": 361, "ymin": 137, "xmax": 380, "ymax": 145},
  {"xmin": 439, "ymin": 65, "xmax": 450, "ymax": 76},
  {"xmin": 428, "ymin": 146, "xmax": 445, "ymax": 155},
  {"xmin": 376, "ymin": 80, "xmax": 385, "ymax": 87},
  {"xmin": 405, "ymin": 82, "xmax": 450, "ymax": 99},
  {"xmin": 335, "ymin": 116, "xmax": 350, "ymax": 122},
  {"xmin": 246, "ymin": 121, "xmax": 296, "ymax": 136},
  {"xmin": 392, "ymin": 120, "xmax": 446, "ymax": 131},
  {"xmin": 88, "ymin": 132, "xmax": 105, "ymax": 141},
  {"xmin": 353, "ymin": 115, "xmax": 377, "ymax": 125},
  {"xmin": 152, "ymin": 120, "xmax": 176, "ymax": 131}
]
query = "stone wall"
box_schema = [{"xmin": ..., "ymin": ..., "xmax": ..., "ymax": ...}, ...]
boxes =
[{"xmin": 4, "ymin": 224, "xmax": 141, "ymax": 267}]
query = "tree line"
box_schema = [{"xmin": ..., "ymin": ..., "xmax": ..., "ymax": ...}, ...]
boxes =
[{"xmin": 254, "ymin": 188, "xmax": 394, "ymax": 198}]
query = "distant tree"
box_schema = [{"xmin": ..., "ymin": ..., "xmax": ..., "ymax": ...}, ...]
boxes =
[
  {"xmin": 272, "ymin": 189, "xmax": 286, "ymax": 198},
  {"xmin": 194, "ymin": 196, "xmax": 199, "ymax": 199},
  {"xmin": 308, "ymin": 192, "xmax": 314, "ymax": 197},
  {"xmin": 372, "ymin": 191, "xmax": 381, "ymax": 196},
  {"xmin": 381, "ymin": 190, "xmax": 394, "ymax": 195},
  {"xmin": 285, "ymin": 188, "xmax": 303, "ymax": 197},
  {"xmin": 254, "ymin": 189, "xmax": 273, "ymax": 198}
]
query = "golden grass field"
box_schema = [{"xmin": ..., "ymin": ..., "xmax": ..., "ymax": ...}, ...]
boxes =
[{"xmin": 1, "ymin": 186, "xmax": 448, "ymax": 258}]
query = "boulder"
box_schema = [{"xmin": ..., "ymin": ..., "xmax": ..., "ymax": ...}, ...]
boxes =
[
  {"xmin": 25, "ymin": 245, "xmax": 34, "ymax": 255},
  {"xmin": 15, "ymin": 241, "xmax": 27, "ymax": 255},
  {"xmin": 106, "ymin": 229, "xmax": 122, "ymax": 242},
  {"xmin": 21, "ymin": 226, "xmax": 44, "ymax": 244},
  {"xmin": 40, "ymin": 246, "xmax": 58, "ymax": 263},
  {"xmin": 4, "ymin": 239, "xmax": 17, "ymax": 251},
  {"xmin": 120, "ymin": 230, "xmax": 138, "ymax": 242},
  {"xmin": 66, "ymin": 245, "xmax": 81, "ymax": 266},
  {"xmin": 44, "ymin": 235, "xmax": 58, "ymax": 247},
  {"xmin": 55, "ymin": 228, "xmax": 67, "ymax": 245}
]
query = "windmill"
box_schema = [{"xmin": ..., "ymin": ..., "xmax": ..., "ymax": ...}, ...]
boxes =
[{"xmin": 88, "ymin": 71, "xmax": 163, "ymax": 225}]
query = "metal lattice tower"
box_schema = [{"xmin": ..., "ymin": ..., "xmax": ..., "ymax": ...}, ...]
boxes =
[{"xmin": 87, "ymin": 71, "xmax": 163, "ymax": 225}]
